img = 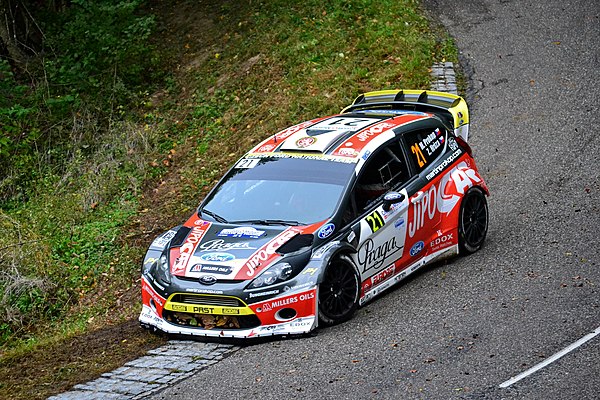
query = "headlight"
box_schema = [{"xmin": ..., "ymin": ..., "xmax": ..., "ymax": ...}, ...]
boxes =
[
  {"xmin": 248, "ymin": 262, "xmax": 293, "ymax": 289},
  {"xmin": 149, "ymin": 254, "xmax": 171, "ymax": 285}
]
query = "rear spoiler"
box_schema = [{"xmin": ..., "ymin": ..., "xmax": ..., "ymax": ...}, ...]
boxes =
[{"xmin": 341, "ymin": 89, "xmax": 470, "ymax": 142}]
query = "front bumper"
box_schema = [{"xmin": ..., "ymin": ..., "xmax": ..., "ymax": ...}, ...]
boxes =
[{"xmin": 139, "ymin": 276, "xmax": 318, "ymax": 338}]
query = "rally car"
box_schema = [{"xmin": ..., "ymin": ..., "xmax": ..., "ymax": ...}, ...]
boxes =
[{"xmin": 139, "ymin": 89, "xmax": 489, "ymax": 338}]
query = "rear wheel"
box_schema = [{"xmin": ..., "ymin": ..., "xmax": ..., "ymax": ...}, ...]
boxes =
[
  {"xmin": 318, "ymin": 254, "xmax": 360, "ymax": 326},
  {"xmin": 458, "ymin": 187, "xmax": 488, "ymax": 254}
]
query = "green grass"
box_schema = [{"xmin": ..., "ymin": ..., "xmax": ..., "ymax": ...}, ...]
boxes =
[{"xmin": 0, "ymin": 1, "xmax": 457, "ymax": 397}]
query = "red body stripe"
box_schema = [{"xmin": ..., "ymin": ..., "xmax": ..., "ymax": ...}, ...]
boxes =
[{"xmin": 331, "ymin": 115, "xmax": 428, "ymax": 157}]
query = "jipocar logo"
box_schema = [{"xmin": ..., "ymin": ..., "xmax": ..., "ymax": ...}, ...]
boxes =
[{"xmin": 410, "ymin": 241, "xmax": 424, "ymax": 257}]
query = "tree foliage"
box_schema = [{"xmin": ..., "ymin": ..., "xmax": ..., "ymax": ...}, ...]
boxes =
[{"xmin": 0, "ymin": 0, "xmax": 158, "ymax": 203}]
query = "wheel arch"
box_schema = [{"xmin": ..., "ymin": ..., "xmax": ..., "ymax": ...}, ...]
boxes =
[
  {"xmin": 457, "ymin": 185, "xmax": 489, "ymax": 254},
  {"xmin": 312, "ymin": 241, "xmax": 358, "ymax": 285}
]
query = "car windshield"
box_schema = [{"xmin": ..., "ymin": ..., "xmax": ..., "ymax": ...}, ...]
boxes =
[{"xmin": 201, "ymin": 156, "xmax": 355, "ymax": 225}]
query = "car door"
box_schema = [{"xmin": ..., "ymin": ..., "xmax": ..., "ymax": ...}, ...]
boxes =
[
  {"xmin": 401, "ymin": 122, "xmax": 450, "ymax": 262},
  {"xmin": 343, "ymin": 140, "xmax": 411, "ymax": 286}
]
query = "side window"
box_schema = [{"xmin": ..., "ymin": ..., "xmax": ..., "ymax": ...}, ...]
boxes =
[
  {"xmin": 354, "ymin": 141, "xmax": 408, "ymax": 212},
  {"xmin": 404, "ymin": 126, "xmax": 447, "ymax": 174}
]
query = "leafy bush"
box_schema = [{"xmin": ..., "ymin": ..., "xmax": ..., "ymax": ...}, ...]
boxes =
[
  {"xmin": 42, "ymin": 0, "xmax": 157, "ymax": 106},
  {"xmin": 0, "ymin": 0, "xmax": 160, "ymax": 203}
]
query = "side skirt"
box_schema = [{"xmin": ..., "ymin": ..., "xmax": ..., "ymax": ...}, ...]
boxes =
[{"xmin": 359, "ymin": 245, "xmax": 458, "ymax": 306}]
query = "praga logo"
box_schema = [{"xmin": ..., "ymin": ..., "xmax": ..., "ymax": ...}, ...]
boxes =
[
  {"xmin": 409, "ymin": 161, "xmax": 481, "ymax": 238},
  {"xmin": 199, "ymin": 239, "xmax": 256, "ymax": 252},
  {"xmin": 357, "ymin": 237, "xmax": 403, "ymax": 272}
]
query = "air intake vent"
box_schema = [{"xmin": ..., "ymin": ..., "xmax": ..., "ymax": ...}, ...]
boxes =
[
  {"xmin": 277, "ymin": 234, "xmax": 314, "ymax": 254},
  {"xmin": 170, "ymin": 294, "xmax": 243, "ymax": 307}
]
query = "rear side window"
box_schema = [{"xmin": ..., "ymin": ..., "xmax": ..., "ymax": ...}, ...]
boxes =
[{"xmin": 404, "ymin": 127, "xmax": 447, "ymax": 173}]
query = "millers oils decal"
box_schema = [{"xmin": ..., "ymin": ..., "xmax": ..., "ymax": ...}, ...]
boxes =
[{"xmin": 249, "ymin": 289, "xmax": 317, "ymax": 325}]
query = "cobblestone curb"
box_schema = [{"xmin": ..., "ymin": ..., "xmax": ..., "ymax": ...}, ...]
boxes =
[
  {"xmin": 430, "ymin": 61, "xmax": 458, "ymax": 94},
  {"xmin": 47, "ymin": 341, "xmax": 240, "ymax": 400}
]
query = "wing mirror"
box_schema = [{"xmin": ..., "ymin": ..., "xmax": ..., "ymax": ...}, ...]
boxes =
[{"xmin": 382, "ymin": 191, "xmax": 405, "ymax": 212}]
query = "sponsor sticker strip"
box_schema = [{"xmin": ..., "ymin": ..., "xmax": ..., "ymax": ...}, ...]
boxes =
[
  {"xmin": 235, "ymin": 228, "xmax": 301, "ymax": 278},
  {"xmin": 171, "ymin": 222, "xmax": 212, "ymax": 275}
]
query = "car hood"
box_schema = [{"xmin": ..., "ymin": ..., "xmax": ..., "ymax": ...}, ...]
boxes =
[{"xmin": 168, "ymin": 219, "xmax": 317, "ymax": 281}]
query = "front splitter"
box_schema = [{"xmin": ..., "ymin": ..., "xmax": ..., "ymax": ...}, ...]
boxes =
[{"xmin": 139, "ymin": 305, "xmax": 317, "ymax": 339}]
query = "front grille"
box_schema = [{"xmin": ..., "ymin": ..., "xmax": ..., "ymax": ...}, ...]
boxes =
[
  {"xmin": 176, "ymin": 275, "xmax": 245, "ymax": 284},
  {"xmin": 163, "ymin": 310, "xmax": 260, "ymax": 330},
  {"xmin": 170, "ymin": 294, "xmax": 244, "ymax": 307}
]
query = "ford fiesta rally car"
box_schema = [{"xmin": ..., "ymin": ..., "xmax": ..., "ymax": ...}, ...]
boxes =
[{"xmin": 140, "ymin": 89, "xmax": 489, "ymax": 338}]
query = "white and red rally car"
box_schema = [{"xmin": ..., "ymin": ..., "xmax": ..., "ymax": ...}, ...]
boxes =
[{"xmin": 140, "ymin": 89, "xmax": 489, "ymax": 338}]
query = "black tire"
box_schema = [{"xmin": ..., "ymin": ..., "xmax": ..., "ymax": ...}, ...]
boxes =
[
  {"xmin": 458, "ymin": 187, "xmax": 489, "ymax": 254},
  {"xmin": 318, "ymin": 254, "xmax": 360, "ymax": 326}
]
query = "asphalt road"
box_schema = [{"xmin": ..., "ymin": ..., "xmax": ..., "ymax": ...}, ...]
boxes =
[{"xmin": 149, "ymin": 1, "xmax": 600, "ymax": 398}]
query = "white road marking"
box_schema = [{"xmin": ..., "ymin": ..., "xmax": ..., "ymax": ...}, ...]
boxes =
[{"xmin": 499, "ymin": 325, "xmax": 600, "ymax": 388}]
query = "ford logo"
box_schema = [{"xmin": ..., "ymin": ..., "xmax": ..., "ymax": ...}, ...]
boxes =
[
  {"xmin": 317, "ymin": 223, "xmax": 335, "ymax": 239},
  {"xmin": 199, "ymin": 252, "xmax": 235, "ymax": 262},
  {"xmin": 409, "ymin": 241, "xmax": 424, "ymax": 257},
  {"xmin": 199, "ymin": 275, "xmax": 217, "ymax": 285}
]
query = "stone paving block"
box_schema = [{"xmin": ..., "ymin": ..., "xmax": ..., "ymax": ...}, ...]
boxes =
[
  {"xmin": 170, "ymin": 360, "xmax": 200, "ymax": 372},
  {"xmin": 118, "ymin": 367, "xmax": 172, "ymax": 383},
  {"xmin": 116, "ymin": 380, "xmax": 160, "ymax": 395},
  {"xmin": 49, "ymin": 390, "xmax": 130, "ymax": 400},
  {"xmin": 113, "ymin": 366, "xmax": 145, "ymax": 380},
  {"xmin": 156, "ymin": 374, "xmax": 179, "ymax": 384},
  {"xmin": 126, "ymin": 355, "xmax": 174, "ymax": 368},
  {"xmin": 430, "ymin": 62, "xmax": 457, "ymax": 95},
  {"xmin": 72, "ymin": 383, "xmax": 95, "ymax": 391}
]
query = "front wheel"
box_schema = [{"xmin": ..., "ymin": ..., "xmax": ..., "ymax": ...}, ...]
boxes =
[
  {"xmin": 318, "ymin": 254, "xmax": 360, "ymax": 326},
  {"xmin": 458, "ymin": 187, "xmax": 489, "ymax": 254}
]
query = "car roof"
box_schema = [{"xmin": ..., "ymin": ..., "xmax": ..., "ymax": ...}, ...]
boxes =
[{"xmin": 247, "ymin": 110, "xmax": 441, "ymax": 164}]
